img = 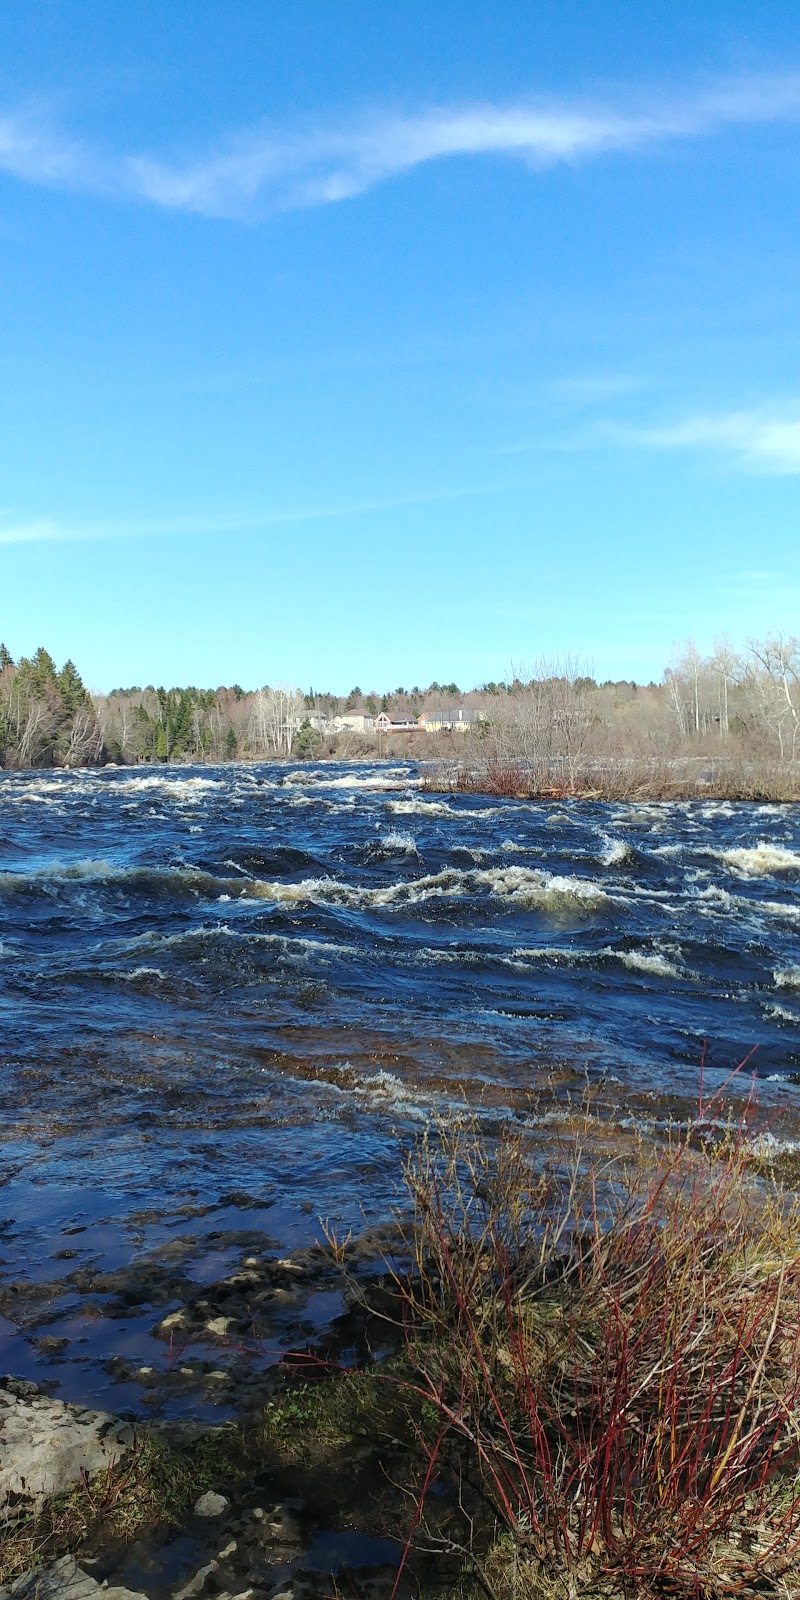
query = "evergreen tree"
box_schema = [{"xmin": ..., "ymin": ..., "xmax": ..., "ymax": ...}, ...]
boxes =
[
  {"xmin": 293, "ymin": 719, "xmax": 322, "ymax": 759},
  {"xmin": 57, "ymin": 659, "xmax": 89, "ymax": 714},
  {"xmin": 0, "ymin": 643, "xmax": 12, "ymax": 671},
  {"xmin": 31, "ymin": 647, "xmax": 58, "ymax": 689}
]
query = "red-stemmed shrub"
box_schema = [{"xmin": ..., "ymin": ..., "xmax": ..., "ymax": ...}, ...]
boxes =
[{"xmin": 391, "ymin": 1085, "xmax": 800, "ymax": 1597}]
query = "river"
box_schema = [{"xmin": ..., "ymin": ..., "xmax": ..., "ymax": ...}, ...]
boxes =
[{"xmin": 1, "ymin": 760, "xmax": 799, "ymax": 1414}]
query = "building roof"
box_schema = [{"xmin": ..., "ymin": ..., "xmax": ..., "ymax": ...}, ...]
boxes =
[{"xmin": 422, "ymin": 706, "xmax": 480, "ymax": 723}]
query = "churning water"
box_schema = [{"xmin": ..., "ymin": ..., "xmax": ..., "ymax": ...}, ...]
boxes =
[{"xmin": 1, "ymin": 761, "xmax": 800, "ymax": 1408}]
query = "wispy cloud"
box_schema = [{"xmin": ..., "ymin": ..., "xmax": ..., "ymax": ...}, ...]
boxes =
[
  {"xmin": 0, "ymin": 106, "xmax": 107, "ymax": 192},
  {"xmin": 620, "ymin": 409, "xmax": 800, "ymax": 473},
  {"xmin": 0, "ymin": 517, "xmax": 67, "ymax": 546},
  {"xmin": 0, "ymin": 478, "xmax": 529, "ymax": 546},
  {"xmin": 2, "ymin": 74, "xmax": 800, "ymax": 218},
  {"xmin": 550, "ymin": 374, "xmax": 644, "ymax": 403}
]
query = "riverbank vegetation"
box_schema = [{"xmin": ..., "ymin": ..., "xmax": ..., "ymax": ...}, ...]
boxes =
[
  {"xmin": 381, "ymin": 1098, "xmax": 800, "ymax": 1598},
  {"xmin": 0, "ymin": 645, "xmax": 102, "ymax": 770},
  {"xmin": 423, "ymin": 640, "xmax": 800, "ymax": 801},
  {"xmin": 0, "ymin": 1429, "xmax": 250, "ymax": 1585},
  {"xmin": 5, "ymin": 1088, "xmax": 800, "ymax": 1598},
  {"xmin": 2, "ymin": 635, "xmax": 800, "ymax": 800}
]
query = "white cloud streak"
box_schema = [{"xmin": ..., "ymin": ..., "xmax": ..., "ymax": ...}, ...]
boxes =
[
  {"xmin": 0, "ymin": 517, "xmax": 67, "ymax": 546},
  {"xmin": 1, "ymin": 74, "xmax": 800, "ymax": 218},
  {"xmin": 0, "ymin": 106, "xmax": 106, "ymax": 192},
  {"xmin": 0, "ymin": 478, "xmax": 527, "ymax": 547},
  {"xmin": 623, "ymin": 410, "xmax": 800, "ymax": 473}
]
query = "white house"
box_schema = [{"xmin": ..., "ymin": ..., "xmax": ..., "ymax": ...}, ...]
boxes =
[{"xmin": 333, "ymin": 711, "xmax": 375, "ymax": 733}]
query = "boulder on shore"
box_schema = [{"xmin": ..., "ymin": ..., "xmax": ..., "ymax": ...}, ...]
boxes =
[
  {"xmin": 0, "ymin": 1554, "xmax": 147, "ymax": 1600},
  {"xmin": 0, "ymin": 1377, "xmax": 135, "ymax": 1520}
]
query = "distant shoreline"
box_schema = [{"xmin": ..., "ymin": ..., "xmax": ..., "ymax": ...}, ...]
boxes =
[
  {"xmin": 3, "ymin": 751, "xmax": 800, "ymax": 802},
  {"xmin": 421, "ymin": 755, "xmax": 800, "ymax": 804}
]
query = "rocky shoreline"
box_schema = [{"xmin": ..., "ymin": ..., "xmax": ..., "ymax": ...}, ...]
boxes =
[
  {"xmin": 0, "ymin": 1372, "xmax": 404, "ymax": 1600},
  {"xmin": 0, "ymin": 1230, "xmax": 417, "ymax": 1600}
]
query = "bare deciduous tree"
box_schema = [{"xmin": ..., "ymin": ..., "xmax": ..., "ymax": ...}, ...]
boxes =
[
  {"xmin": 745, "ymin": 634, "xmax": 800, "ymax": 761},
  {"xmin": 249, "ymin": 685, "xmax": 304, "ymax": 756}
]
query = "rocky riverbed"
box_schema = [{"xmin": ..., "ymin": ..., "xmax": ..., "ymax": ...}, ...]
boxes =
[{"xmin": 0, "ymin": 1231, "xmax": 420, "ymax": 1600}]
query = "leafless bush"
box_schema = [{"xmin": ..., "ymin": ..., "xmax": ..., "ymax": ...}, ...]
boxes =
[{"xmin": 388, "ymin": 1086, "xmax": 800, "ymax": 1597}]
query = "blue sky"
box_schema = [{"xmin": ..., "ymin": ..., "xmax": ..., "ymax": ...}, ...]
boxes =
[{"xmin": 2, "ymin": 1, "xmax": 800, "ymax": 691}]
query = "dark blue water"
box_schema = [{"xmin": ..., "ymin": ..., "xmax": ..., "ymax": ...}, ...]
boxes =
[{"xmin": 1, "ymin": 761, "xmax": 799, "ymax": 1408}]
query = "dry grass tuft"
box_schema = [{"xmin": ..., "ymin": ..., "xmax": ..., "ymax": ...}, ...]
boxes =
[
  {"xmin": 0, "ymin": 1428, "xmax": 248, "ymax": 1585},
  {"xmin": 388, "ymin": 1086, "xmax": 800, "ymax": 1598}
]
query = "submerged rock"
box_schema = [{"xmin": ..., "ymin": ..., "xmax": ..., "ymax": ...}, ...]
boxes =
[
  {"xmin": 0, "ymin": 1377, "xmax": 134, "ymax": 1519},
  {"xmin": 173, "ymin": 1560, "xmax": 218, "ymax": 1599},
  {"xmin": 0, "ymin": 1554, "xmax": 147, "ymax": 1600}
]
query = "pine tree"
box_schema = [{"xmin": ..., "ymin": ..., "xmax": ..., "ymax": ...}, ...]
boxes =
[
  {"xmin": 57, "ymin": 659, "xmax": 89, "ymax": 714},
  {"xmin": 293, "ymin": 718, "xmax": 322, "ymax": 759},
  {"xmin": 31, "ymin": 647, "xmax": 58, "ymax": 688},
  {"xmin": 0, "ymin": 643, "xmax": 12, "ymax": 671}
]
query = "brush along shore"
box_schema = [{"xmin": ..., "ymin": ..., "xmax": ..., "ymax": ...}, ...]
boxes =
[
  {"xmin": 423, "ymin": 755, "xmax": 800, "ymax": 803},
  {"xmin": 4, "ymin": 1093, "xmax": 800, "ymax": 1599}
]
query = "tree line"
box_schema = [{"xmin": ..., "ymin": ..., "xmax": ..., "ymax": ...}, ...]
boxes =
[
  {"xmin": 0, "ymin": 645, "xmax": 101, "ymax": 769},
  {"xmin": 1, "ymin": 634, "xmax": 799, "ymax": 778}
]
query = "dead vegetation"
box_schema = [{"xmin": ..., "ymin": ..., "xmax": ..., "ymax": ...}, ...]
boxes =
[
  {"xmin": 424, "ymin": 754, "xmax": 800, "ymax": 803},
  {"xmin": 0, "ymin": 1430, "xmax": 250, "ymax": 1585},
  {"xmin": 383, "ymin": 1085, "xmax": 800, "ymax": 1598},
  {"xmin": 7, "ymin": 1081, "xmax": 800, "ymax": 1599}
]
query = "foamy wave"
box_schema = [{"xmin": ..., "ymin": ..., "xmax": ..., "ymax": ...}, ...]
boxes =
[
  {"xmin": 387, "ymin": 798, "xmax": 503, "ymax": 820},
  {"xmin": 387, "ymin": 797, "xmax": 462, "ymax": 818},
  {"xmin": 422, "ymin": 946, "xmax": 530, "ymax": 972},
  {"xmin": 0, "ymin": 858, "xmax": 115, "ymax": 889},
  {"xmin": 376, "ymin": 831, "xmax": 419, "ymax": 855},
  {"xmin": 353, "ymin": 1068, "xmax": 428, "ymax": 1119},
  {"xmin": 121, "ymin": 966, "xmax": 168, "ymax": 982},
  {"xmin": 287, "ymin": 769, "xmax": 415, "ymax": 792},
  {"xmin": 774, "ymin": 965, "xmax": 800, "ymax": 990},
  {"xmin": 512, "ymin": 945, "xmax": 581, "ymax": 966},
  {"xmin": 326, "ymin": 775, "xmax": 413, "ymax": 790},
  {"xmin": 113, "ymin": 775, "xmax": 222, "ymax": 796},
  {"xmin": 512, "ymin": 943, "xmax": 683, "ymax": 979},
  {"xmin": 7, "ymin": 776, "xmax": 87, "ymax": 797},
  {"xmin": 765, "ymin": 1003, "xmax": 800, "ymax": 1025},
  {"xmin": 717, "ymin": 843, "xmax": 800, "ymax": 877},
  {"xmin": 122, "ymin": 923, "xmax": 359, "ymax": 958},
  {"xmin": 291, "ymin": 1061, "xmax": 434, "ymax": 1121},
  {"xmin": 753, "ymin": 899, "xmax": 800, "ymax": 923},
  {"xmin": 601, "ymin": 947, "xmax": 683, "ymax": 978},
  {"xmin": 749, "ymin": 1131, "xmax": 800, "ymax": 1160},
  {"xmin": 695, "ymin": 885, "xmax": 735, "ymax": 908},
  {"xmin": 598, "ymin": 835, "xmax": 634, "ymax": 867},
  {"xmin": 7, "ymin": 772, "xmax": 226, "ymax": 808},
  {"xmin": 247, "ymin": 863, "xmax": 608, "ymax": 914}
]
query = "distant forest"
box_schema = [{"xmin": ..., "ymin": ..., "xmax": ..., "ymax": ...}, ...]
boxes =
[{"xmin": 1, "ymin": 637, "xmax": 799, "ymax": 787}]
